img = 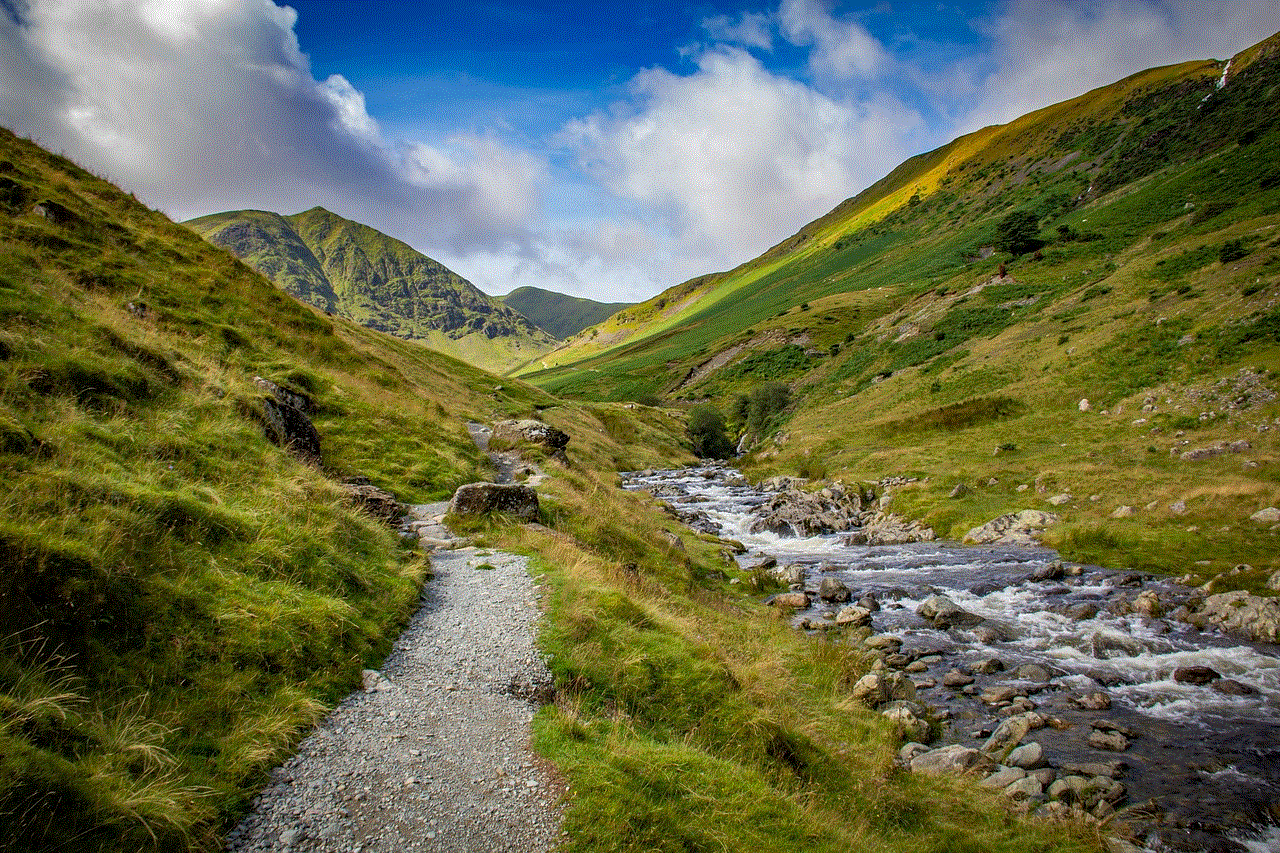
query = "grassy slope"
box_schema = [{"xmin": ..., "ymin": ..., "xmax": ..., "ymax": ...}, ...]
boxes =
[
  {"xmin": 501, "ymin": 285, "xmax": 630, "ymax": 340},
  {"xmin": 186, "ymin": 207, "xmax": 555, "ymax": 374},
  {"xmin": 0, "ymin": 126, "xmax": 578, "ymax": 851},
  {"xmin": 518, "ymin": 35, "xmax": 1280, "ymax": 585}
]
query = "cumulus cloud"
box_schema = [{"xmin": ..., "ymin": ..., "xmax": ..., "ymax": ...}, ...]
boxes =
[
  {"xmin": 702, "ymin": 11, "xmax": 774, "ymax": 52},
  {"xmin": 779, "ymin": 0, "xmax": 887, "ymax": 80},
  {"xmin": 958, "ymin": 0, "xmax": 1280, "ymax": 132},
  {"xmin": 0, "ymin": 0, "xmax": 545, "ymax": 255},
  {"xmin": 559, "ymin": 45, "xmax": 924, "ymax": 274}
]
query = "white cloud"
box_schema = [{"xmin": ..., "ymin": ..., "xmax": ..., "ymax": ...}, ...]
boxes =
[
  {"xmin": 778, "ymin": 0, "xmax": 887, "ymax": 80},
  {"xmin": 559, "ymin": 46, "xmax": 924, "ymax": 275},
  {"xmin": 958, "ymin": 0, "xmax": 1280, "ymax": 132},
  {"xmin": 702, "ymin": 11, "xmax": 774, "ymax": 52},
  {"xmin": 0, "ymin": 0, "xmax": 545, "ymax": 256}
]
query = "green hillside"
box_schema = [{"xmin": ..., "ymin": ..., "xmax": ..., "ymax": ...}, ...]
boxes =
[
  {"xmin": 519, "ymin": 33, "xmax": 1280, "ymax": 581},
  {"xmin": 501, "ymin": 285, "xmax": 629, "ymax": 340},
  {"xmin": 0, "ymin": 128, "xmax": 1107, "ymax": 853},
  {"xmin": 186, "ymin": 207, "xmax": 555, "ymax": 374}
]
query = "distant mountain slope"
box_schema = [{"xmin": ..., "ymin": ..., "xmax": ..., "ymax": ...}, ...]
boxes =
[
  {"xmin": 186, "ymin": 207, "xmax": 554, "ymax": 373},
  {"xmin": 521, "ymin": 32, "xmax": 1280, "ymax": 398},
  {"xmin": 501, "ymin": 285, "xmax": 629, "ymax": 339}
]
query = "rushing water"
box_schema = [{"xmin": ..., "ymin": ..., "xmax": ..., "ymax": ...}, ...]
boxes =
[{"xmin": 623, "ymin": 464, "xmax": 1280, "ymax": 852}]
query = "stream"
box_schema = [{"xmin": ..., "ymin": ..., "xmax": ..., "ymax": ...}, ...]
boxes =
[{"xmin": 622, "ymin": 464, "xmax": 1280, "ymax": 853}]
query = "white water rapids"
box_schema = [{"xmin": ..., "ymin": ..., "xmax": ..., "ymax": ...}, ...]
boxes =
[{"xmin": 624, "ymin": 464, "xmax": 1280, "ymax": 852}]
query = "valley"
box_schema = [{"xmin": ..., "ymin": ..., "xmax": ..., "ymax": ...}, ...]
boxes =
[{"xmin": 1, "ymin": 26, "xmax": 1279, "ymax": 853}]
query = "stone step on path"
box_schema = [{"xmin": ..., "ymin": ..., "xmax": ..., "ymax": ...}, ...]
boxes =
[{"xmin": 224, "ymin": 547, "xmax": 563, "ymax": 853}]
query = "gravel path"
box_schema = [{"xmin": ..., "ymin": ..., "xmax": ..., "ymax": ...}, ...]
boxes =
[{"xmin": 225, "ymin": 537, "xmax": 563, "ymax": 852}]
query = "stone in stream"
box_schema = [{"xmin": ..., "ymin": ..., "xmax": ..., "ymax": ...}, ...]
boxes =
[
  {"xmin": 857, "ymin": 593, "xmax": 881, "ymax": 612},
  {"xmin": 1069, "ymin": 691, "xmax": 1112, "ymax": 711},
  {"xmin": 982, "ymin": 713, "xmax": 1038, "ymax": 759},
  {"xmin": 449, "ymin": 483, "xmax": 540, "ymax": 522},
  {"xmin": 818, "ymin": 576, "xmax": 851, "ymax": 602},
  {"xmin": 916, "ymin": 594, "xmax": 983, "ymax": 629},
  {"xmin": 774, "ymin": 563, "xmax": 805, "ymax": 586},
  {"xmin": 1006, "ymin": 741, "xmax": 1045, "ymax": 770},
  {"xmin": 1190, "ymin": 591, "xmax": 1280, "ymax": 643},
  {"xmin": 980, "ymin": 685, "xmax": 1021, "ymax": 706},
  {"xmin": 962, "ymin": 510, "xmax": 1060, "ymax": 545},
  {"xmin": 1088, "ymin": 728, "xmax": 1131, "ymax": 752},
  {"xmin": 1011, "ymin": 663, "xmax": 1053, "ymax": 683},
  {"xmin": 1173, "ymin": 665, "xmax": 1221, "ymax": 685},
  {"xmin": 1003, "ymin": 775, "xmax": 1045, "ymax": 801},
  {"xmin": 980, "ymin": 766, "xmax": 1027, "ymax": 788},
  {"xmin": 969, "ymin": 658, "xmax": 1005, "ymax": 675},
  {"xmin": 863, "ymin": 634, "xmax": 902, "ymax": 651},
  {"xmin": 1029, "ymin": 560, "xmax": 1066, "ymax": 582},
  {"xmin": 881, "ymin": 700, "xmax": 931, "ymax": 743},
  {"xmin": 1212, "ymin": 679, "xmax": 1257, "ymax": 696},
  {"xmin": 942, "ymin": 670, "xmax": 974, "ymax": 688}
]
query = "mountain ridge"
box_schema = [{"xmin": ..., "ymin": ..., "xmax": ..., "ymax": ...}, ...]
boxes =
[
  {"xmin": 186, "ymin": 206, "xmax": 555, "ymax": 373},
  {"xmin": 500, "ymin": 285, "xmax": 630, "ymax": 340}
]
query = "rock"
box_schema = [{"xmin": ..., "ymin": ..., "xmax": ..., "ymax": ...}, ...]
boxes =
[
  {"xmin": 1170, "ymin": 499, "xmax": 1188, "ymax": 515},
  {"xmin": 1180, "ymin": 440, "xmax": 1251, "ymax": 461},
  {"xmin": 279, "ymin": 827, "xmax": 303, "ymax": 846},
  {"xmin": 1006, "ymin": 741, "xmax": 1045, "ymax": 770},
  {"xmin": 942, "ymin": 670, "xmax": 974, "ymax": 688},
  {"xmin": 1212, "ymin": 678, "xmax": 1257, "ymax": 696},
  {"xmin": 490, "ymin": 419, "xmax": 570, "ymax": 453},
  {"xmin": 852, "ymin": 671, "xmax": 917, "ymax": 708},
  {"xmin": 1003, "ymin": 775, "xmax": 1045, "ymax": 800},
  {"xmin": 898, "ymin": 742, "xmax": 930, "ymax": 764},
  {"xmin": 881, "ymin": 700, "xmax": 931, "ymax": 742},
  {"xmin": 1088, "ymin": 729, "xmax": 1130, "ymax": 752},
  {"xmin": 1048, "ymin": 775, "xmax": 1089, "ymax": 803},
  {"xmin": 1191, "ymin": 591, "xmax": 1280, "ymax": 643},
  {"xmin": 1250, "ymin": 507, "xmax": 1280, "ymax": 524},
  {"xmin": 818, "ymin": 576, "xmax": 851, "ymax": 602},
  {"xmin": 768, "ymin": 592, "xmax": 810, "ymax": 609},
  {"xmin": 864, "ymin": 634, "xmax": 902, "ymax": 650},
  {"xmin": 253, "ymin": 377, "xmax": 322, "ymax": 465},
  {"xmin": 774, "ymin": 563, "xmax": 805, "ymax": 586},
  {"xmin": 835, "ymin": 605, "xmax": 872, "ymax": 627},
  {"xmin": 983, "ymin": 713, "xmax": 1034, "ymax": 758},
  {"xmin": 980, "ymin": 766, "xmax": 1027, "ymax": 788},
  {"xmin": 1078, "ymin": 398, "xmax": 1090, "ymax": 412},
  {"xmin": 1268, "ymin": 570, "xmax": 1280, "ymax": 592},
  {"xmin": 980, "ymin": 685, "xmax": 1020, "ymax": 706},
  {"xmin": 1069, "ymin": 691, "xmax": 1112, "ymax": 711},
  {"xmin": 338, "ymin": 479, "xmax": 407, "ymax": 524},
  {"xmin": 361, "ymin": 669, "xmax": 393, "ymax": 692},
  {"xmin": 1132, "ymin": 590, "xmax": 1162, "ymax": 617},
  {"xmin": 1091, "ymin": 630, "xmax": 1143, "ymax": 659},
  {"xmin": 1172, "ymin": 665, "xmax": 1220, "ymax": 685},
  {"xmin": 970, "ymin": 658, "xmax": 1005, "ymax": 675},
  {"xmin": 1029, "ymin": 560, "xmax": 1065, "ymax": 582},
  {"xmin": 1061, "ymin": 760, "xmax": 1125, "ymax": 779},
  {"xmin": 963, "ymin": 510, "xmax": 1060, "ymax": 546},
  {"xmin": 949, "ymin": 483, "xmax": 971, "ymax": 499},
  {"xmin": 910, "ymin": 744, "xmax": 997, "ymax": 777},
  {"xmin": 1047, "ymin": 493, "xmax": 1072, "ymax": 506},
  {"xmin": 750, "ymin": 556, "xmax": 778, "ymax": 571},
  {"xmin": 1064, "ymin": 602, "xmax": 1100, "ymax": 620},
  {"xmin": 917, "ymin": 594, "xmax": 983, "ymax": 629},
  {"xmin": 1011, "ymin": 663, "xmax": 1052, "ymax": 683},
  {"xmin": 449, "ymin": 483, "xmax": 540, "ymax": 522},
  {"xmin": 860, "ymin": 512, "xmax": 936, "ymax": 545}
]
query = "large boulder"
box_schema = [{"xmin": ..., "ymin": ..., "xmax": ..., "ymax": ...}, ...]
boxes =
[
  {"xmin": 448, "ymin": 483, "xmax": 540, "ymax": 522},
  {"xmin": 1190, "ymin": 591, "xmax": 1280, "ymax": 643},
  {"xmin": 252, "ymin": 376, "xmax": 321, "ymax": 465},
  {"xmin": 963, "ymin": 510, "xmax": 1060, "ymax": 545},
  {"xmin": 917, "ymin": 594, "xmax": 983, "ymax": 629},
  {"xmin": 860, "ymin": 512, "xmax": 936, "ymax": 545},
  {"xmin": 491, "ymin": 419, "xmax": 570, "ymax": 453},
  {"xmin": 749, "ymin": 488, "xmax": 859, "ymax": 538}
]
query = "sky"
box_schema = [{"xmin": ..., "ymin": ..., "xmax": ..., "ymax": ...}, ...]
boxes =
[{"xmin": 2, "ymin": 1, "xmax": 1277, "ymax": 302}]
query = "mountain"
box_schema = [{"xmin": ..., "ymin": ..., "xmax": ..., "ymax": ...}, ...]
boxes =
[
  {"xmin": 500, "ymin": 285, "xmax": 630, "ymax": 339},
  {"xmin": 186, "ymin": 207, "xmax": 555, "ymax": 373},
  {"xmin": 519, "ymin": 33, "xmax": 1280, "ymax": 580}
]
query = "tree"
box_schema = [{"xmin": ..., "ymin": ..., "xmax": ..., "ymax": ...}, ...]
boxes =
[
  {"xmin": 746, "ymin": 381, "xmax": 791, "ymax": 437},
  {"xmin": 994, "ymin": 210, "xmax": 1042, "ymax": 255},
  {"xmin": 687, "ymin": 403, "xmax": 734, "ymax": 458}
]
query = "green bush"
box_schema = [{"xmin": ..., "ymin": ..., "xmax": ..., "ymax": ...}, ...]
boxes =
[{"xmin": 688, "ymin": 404, "xmax": 734, "ymax": 459}]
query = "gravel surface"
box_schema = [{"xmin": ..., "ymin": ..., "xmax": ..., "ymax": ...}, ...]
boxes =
[{"xmin": 225, "ymin": 538, "xmax": 563, "ymax": 852}]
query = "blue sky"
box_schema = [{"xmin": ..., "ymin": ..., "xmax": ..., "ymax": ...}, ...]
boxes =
[{"xmin": 2, "ymin": 1, "xmax": 1277, "ymax": 301}]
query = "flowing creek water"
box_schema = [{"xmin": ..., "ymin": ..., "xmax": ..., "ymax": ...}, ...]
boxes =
[{"xmin": 622, "ymin": 464, "xmax": 1280, "ymax": 853}]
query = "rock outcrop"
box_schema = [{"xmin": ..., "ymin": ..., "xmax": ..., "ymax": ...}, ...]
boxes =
[
  {"xmin": 963, "ymin": 510, "xmax": 1060, "ymax": 545},
  {"xmin": 252, "ymin": 376, "xmax": 322, "ymax": 465},
  {"xmin": 338, "ymin": 478, "xmax": 407, "ymax": 524},
  {"xmin": 448, "ymin": 483, "xmax": 540, "ymax": 522},
  {"xmin": 491, "ymin": 419, "xmax": 569, "ymax": 454}
]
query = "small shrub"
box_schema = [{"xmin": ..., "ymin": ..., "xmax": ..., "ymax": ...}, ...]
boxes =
[{"xmin": 1219, "ymin": 239, "xmax": 1248, "ymax": 264}]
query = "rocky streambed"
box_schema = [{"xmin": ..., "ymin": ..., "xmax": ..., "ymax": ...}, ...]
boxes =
[{"xmin": 624, "ymin": 465, "xmax": 1280, "ymax": 853}]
